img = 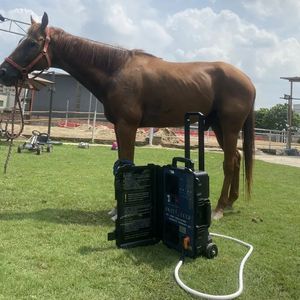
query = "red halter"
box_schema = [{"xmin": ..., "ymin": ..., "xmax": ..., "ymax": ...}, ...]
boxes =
[{"xmin": 5, "ymin": 28, "xmax": 51, "ymax": 78}]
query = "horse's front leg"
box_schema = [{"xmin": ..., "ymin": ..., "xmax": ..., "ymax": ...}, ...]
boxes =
[
  {"xmin": 113, "ymin": 120, "xmax": 137, "ymax": 173},
  {"xmin": 109, "ymin": 121, "xmax": 137, "ymax": 220}
]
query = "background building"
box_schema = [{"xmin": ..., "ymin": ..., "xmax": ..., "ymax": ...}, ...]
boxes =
[
  {"xmin": 1, "ymin": 72, "xmax": 105, "ymax": 118},
  {"xmin": 0, "ymin": 84, "xmax": 15, "ymax": 111},
  {"xmin": 32, "ymin": 72, "xmax": 104, "ymax": 117}
]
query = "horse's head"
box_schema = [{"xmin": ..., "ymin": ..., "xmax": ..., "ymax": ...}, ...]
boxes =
[{"xmin": 0, "ymin": 12, "xmax": 51, "ymax": 86}]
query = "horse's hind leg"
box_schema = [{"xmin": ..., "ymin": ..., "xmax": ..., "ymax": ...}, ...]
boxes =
[
  {"xmin": 227, "ymin": 150, "xmax": 241, "ymax": 208},
  {"xmin": 212, "ymin": 123, "xmax": 240, "ymax": 220}
]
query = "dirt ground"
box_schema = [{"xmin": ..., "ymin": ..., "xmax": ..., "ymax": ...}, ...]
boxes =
[
  {"xmin": 10, "ymin": 123, "xmax": 300, "ymax": 168},
  {"xmin": 254, "ymin": 150, "xmax": 300, "ymax": 168}
]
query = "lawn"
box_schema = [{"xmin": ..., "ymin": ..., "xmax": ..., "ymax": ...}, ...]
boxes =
[{"xmin": 0, "ymin": 143, "xmax": 299, "ymax": 299}]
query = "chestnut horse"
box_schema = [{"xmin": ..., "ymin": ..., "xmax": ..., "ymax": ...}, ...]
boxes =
[{"xmin": 0, "ymin": 13, "xmax": 255, "ymax": 220}]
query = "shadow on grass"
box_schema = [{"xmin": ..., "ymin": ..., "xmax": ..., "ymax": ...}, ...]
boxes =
[
  {"xmin": 0, "ymin": 208, "xmax": 113, "ymax": 226},
  {"xmin": 124, "ymin": 243, "xmax": 180, "ymax": 270},
  {"xmin": 78, "ymin": 245, "xmax": 116, "ymax": 254},
  {"xmin": 79, "ymin": 238, "xmax": 181, "ymax": 270},
  {"xmin": 81, "ymin": 242, "xmax": 180, "ymax": 270}
]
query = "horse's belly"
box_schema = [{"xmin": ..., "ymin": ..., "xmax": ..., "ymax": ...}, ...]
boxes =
[{"xmin": 140, "ymin": 93, "xmax": 213, "ymax": 127}]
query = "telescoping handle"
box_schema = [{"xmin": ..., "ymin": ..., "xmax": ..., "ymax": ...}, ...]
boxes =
[
  {"xmin": 184, "ymin": 112, "xmax": 205, "ymax": 171},
  {"xmin": 172, "ymin": 157, "xmax": 194, "ymax": 170}
]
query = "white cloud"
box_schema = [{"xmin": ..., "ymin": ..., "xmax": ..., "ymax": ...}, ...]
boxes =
[
  {"xmin": 136, "ymin": 20, "xmax": 173, "ymax": 53},
  {"xmin": 77, "ymin": 1, "xmax": 172, "ymax": 56},
  {"xmin": 256, "ymin": 37, "xmax": 300, "ymax": 77},
  {"xmin": 242, "ymin": 0, "xmax": 279, "ymax": 18},
  {"xmin": 243, "ymin": 0, "xmax": 300, "ymax": 19},
  {"xmin": 0, "ymin": 7, "xmax": 38, "ymax": 24},
  {"xmin": 104, "ymin": 3, "xmax": 137, "ymax": 35},
  {"xmin": 165, "ymin": 7, "xmax": 278, "ymax": 65}
]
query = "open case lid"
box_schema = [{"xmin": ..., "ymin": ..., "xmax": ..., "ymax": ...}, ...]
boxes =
[{"xmin": 108, "ymin": 164, "xmax": 163, "ymax": 248}]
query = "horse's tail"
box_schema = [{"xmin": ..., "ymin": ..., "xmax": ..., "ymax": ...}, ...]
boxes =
[{"xmin": 243, "ymin": 99, "xmax": 255, "ymax": 198}]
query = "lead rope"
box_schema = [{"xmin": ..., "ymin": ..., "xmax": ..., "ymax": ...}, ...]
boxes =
[{"xmin": 4, "ymin": 84, "xmax": 24, "ymax": 174}]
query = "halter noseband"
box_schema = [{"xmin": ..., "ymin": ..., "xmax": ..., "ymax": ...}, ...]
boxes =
[{"xmin": 5, "ymin": 28, "xmax": 51, "ymax": 78}]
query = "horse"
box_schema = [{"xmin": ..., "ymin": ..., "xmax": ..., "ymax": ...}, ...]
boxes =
[{"xmin": 0, "ymin": 13, "xmax": 255, "ymax": 220}]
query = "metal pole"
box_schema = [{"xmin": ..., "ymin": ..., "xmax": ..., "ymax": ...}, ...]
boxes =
[
  {"xmin": 198, "ymin": 116, "xmax": 205, "ymax": 171},
  {"xmin": 184, "ymin": 116, "xmax": 190, "ymax": 161},
  {"xmin": 47, "ymin": 72, "xmax": 55, "ymax": 136},
  {"xmin": 184, "ymin": 112, "xmax": 205, "ymax": 171},
  {"xmin": 287, "ymin": 82, "xmax": 293, "ymax": 150},
  {"xmin": 87, "ymin": 92, "xmax": 92, "ymax": 127},
  {"xmin": 149, "ymin": 127, "xmax": 154, "ymax": 145},
  {"xmin": 65, "ymin": 99, "xmax": 69, "ymax": 127},
  {"xmin": 22, "ymin": 88, "xmax": 28, "ymax": 116},
  {"xmin": 0, "ymin": 17, "xmax": 29, "ymax": 36},
  {"xmin": 91, "ymin": 98, "xmax": 98, "ymax": 143}
]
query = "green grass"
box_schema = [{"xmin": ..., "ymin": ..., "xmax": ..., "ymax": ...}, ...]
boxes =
[{"xmin": 0, "ymin": 143, "xmax": 299, "ymax": 299}]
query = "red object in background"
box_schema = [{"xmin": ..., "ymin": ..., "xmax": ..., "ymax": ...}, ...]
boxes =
[
  {"xmin": 57, "ymin": 121, "xmax": 80, "ymax": 128},
  {"xmin": 111, "ymin": 141, "xmax": 118, "ymax": 150}
]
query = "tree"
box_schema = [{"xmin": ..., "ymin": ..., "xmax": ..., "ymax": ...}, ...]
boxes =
[
  {"xmin": 293, "ymin": 111, "xmax": 300, "ymax": 131},
  {"xmin": 255, "ymin": 108, "xmax": 269, "ymax": 129},
  {"xmin": 255, "ymin": 103, "xmax": 300, "ymax": 130}
]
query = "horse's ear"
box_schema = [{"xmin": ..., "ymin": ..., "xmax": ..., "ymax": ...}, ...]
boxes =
[
  {"xmin": 40, "ymin": 12, "xmax": 48, "ymax": 31},
  {"xmin": 30, "ymin": 15, "xmax": 36, "ymax": 25}
]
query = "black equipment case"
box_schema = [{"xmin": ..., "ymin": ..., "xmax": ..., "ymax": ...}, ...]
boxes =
[
  {"xmin": 108, "ymin": 164, "xmax": 162, "ymax": 248},
  {"xmin": 108, "ymin": 113, "xmax": 217, "ymax": 259}
]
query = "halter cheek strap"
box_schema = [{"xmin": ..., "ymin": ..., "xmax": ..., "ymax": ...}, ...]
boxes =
[{"xmin": 5, "ymin": 28, "xmax": 52, "ymax": 78}]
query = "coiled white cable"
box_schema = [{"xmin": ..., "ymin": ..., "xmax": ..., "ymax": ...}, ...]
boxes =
[{"xmin": 174, "ymin": 232, "xmax": 254, "ymax": 300}]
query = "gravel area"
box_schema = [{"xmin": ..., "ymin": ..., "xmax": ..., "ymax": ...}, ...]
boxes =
[{"xmin": 255, "ymin": 151, "xmax": 300, "ymax": 168}]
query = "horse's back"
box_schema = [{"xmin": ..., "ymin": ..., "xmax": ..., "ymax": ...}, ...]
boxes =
[
  {"xmin": 129, "ymin": 55, "xmax": 255, "ymax": 104},
  {"xmin": 117, "ymin": 54, "xmax": 255, "ymax": 127}
]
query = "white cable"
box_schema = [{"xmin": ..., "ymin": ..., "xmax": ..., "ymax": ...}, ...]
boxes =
[{"xmin": 174, "ymin": 232, "xmax": 254, "ymax": 300}]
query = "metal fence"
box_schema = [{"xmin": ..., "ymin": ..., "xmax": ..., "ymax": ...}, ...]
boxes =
[
  {"xmin": 1, "ymin": 110, "xmax": 300, "ymax": 151},
  {"xmin": 254, "ymin": 128, "xmax": 300, "ymax": 151}
]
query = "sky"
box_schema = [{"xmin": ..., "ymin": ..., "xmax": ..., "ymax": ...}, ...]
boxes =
[{"xmin": 1, "ymin": 0, "xmax": 300, "ymax": 109}]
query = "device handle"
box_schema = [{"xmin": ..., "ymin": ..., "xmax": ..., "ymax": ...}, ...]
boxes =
[
  {"xmin": 184, "ymin": 112, "xmax": 205, "ymax": 171},
  {"xmin": 172, "ymin": 157, "xmax": 194, "ymax": 170}
]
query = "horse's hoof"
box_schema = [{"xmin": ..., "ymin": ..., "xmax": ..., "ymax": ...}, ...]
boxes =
[
  {"xmin": 212, "ymin": 210, "xmax": 224, "ymax": 220},
  {"xmin": 108, "ymin": 207, "xmax": 117, "ymax": 216},
  {"xmin": 111, "ymin": 214, "xmax": 117, "ymax": 222}
]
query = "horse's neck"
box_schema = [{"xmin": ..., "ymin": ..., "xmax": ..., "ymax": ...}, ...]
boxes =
[{"xmin": 50, "ymin": 28, "xmax": 129, "ymax": 98}]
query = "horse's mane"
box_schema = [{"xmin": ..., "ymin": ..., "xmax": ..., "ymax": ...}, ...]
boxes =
[
  {"xmin": 52, "ymin": 28, "xmax": 156, "ymax": 74},
  {"xmin": 131, "ymin": 49, "xmax": 157, "ymax": 58}
]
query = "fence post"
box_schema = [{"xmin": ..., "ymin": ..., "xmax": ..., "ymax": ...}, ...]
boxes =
[
  {"xmin": 87, "ymin": 92, "xmax": 92, "ymax": 127},
  {"xmin": 65, "ymin": 99, "xmax": 69, "ymax": 127},
  {"xmin": 91, "ymin": 98, "xmax": 98, "ymax": 143},
  {"xmin": 148, "ymin": 128, "xmax": 154, "ymax": 145}
]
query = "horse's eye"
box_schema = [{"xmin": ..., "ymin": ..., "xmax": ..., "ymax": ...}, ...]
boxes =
[{"xmin": 29, "ymin": 40, "xmax": 37, "ymax": 47}]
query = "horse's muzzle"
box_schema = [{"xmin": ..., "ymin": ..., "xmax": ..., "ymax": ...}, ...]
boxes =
[
  {"xmin": 0, "ymin": 68, "xmax": 7, "ymax": 78},
  {"xmin": 0, "ymin": 65, "xmax": 19, "ymax": 86}
]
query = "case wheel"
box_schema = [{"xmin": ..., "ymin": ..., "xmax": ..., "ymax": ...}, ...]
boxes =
[
  {"xmin": 36, "ymin": 146, "xmax": 42, "ymax": 155},
  {"xmin": 47, "ymin": 145, "xmax": 53, "ymax": 152},
  {"xmin": 206, "ymin": 243, "xmax": 218, "ymax": 259}
]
